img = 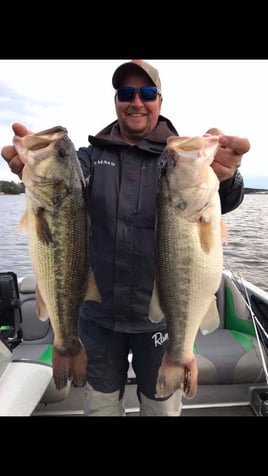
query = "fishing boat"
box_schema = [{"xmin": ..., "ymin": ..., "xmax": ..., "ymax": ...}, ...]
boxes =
[{"xmin": 0, "ymin": 269, "xmax": 267, "ymax": 417}]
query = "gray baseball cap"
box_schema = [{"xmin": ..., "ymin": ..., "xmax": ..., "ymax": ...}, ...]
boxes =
[{"xmin": 112, "ymin": 60, "xmax": 161, "ymax": 91}]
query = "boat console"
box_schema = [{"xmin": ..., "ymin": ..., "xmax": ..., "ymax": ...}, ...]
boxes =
[{"xmin": 0, "ymin": 272, "xmax": 23, "ymax": 350}]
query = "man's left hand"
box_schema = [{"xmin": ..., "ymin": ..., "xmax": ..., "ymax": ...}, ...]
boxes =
[{"xmin": 205, "ymin": 128, "xmax": 250, "ymax": 182}]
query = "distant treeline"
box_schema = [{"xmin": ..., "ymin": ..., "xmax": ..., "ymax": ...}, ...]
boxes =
[
  {"xmin": 0, "ymin": 181, "xmax": 25, "ymax": 194},
  {"xmin": 244, "ymin": 187, "xmax": 268, "ymax": 194}
]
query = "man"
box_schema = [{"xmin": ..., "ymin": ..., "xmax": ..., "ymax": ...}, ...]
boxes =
[{"xmin": 1, "ymin": 60, "xmax": 250, "ymax": 416}]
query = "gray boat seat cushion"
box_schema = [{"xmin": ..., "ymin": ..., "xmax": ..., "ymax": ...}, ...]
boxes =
[
  {"xmin": 195, "ymin": 330, "xmax": 266, "ymax": 384},
  {"xmin": 18, "ymin": 276, "xmax": 53, "ymax": 343},
  {"xmin": 195, "ymin": 274, "xmax": 267, "ymax": 385}
]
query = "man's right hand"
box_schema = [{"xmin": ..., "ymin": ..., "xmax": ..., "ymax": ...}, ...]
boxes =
[{"xmin": 1, "ymin": 123, "xmax": 32, "ymax": 179}]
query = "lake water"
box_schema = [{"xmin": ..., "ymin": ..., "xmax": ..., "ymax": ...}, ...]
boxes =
[
  {"xmin": 0, "ymin": 193, "xmax": 268, "ymax": 292},
  {"xmin": 222, "ymin": 192, "xmax": 268, "ymax": 292},
  {"xmin": 0, "ymin": 194, "xmax": 33, "ymax": 277}
]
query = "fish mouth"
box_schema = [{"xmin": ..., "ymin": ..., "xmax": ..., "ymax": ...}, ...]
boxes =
[
  {"xmin": 23, "ymin": 126, "xmax": 67, "ymax": 152},
  {"xmin": 35, "ymin": 126, "xmax": 67, "ymax": 136}
]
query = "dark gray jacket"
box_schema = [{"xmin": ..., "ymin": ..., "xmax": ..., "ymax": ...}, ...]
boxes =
[{"xmin": 78, "ymin": 116, "xmax": 244, "ymax": 333}]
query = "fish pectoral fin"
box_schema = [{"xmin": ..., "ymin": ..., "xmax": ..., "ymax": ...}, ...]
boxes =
[
  {"xmin": 35, "ymin": 284, "xmax": 49, "ymax": 321},
  {"xmin": 35, "ymin": 208, "xmax": 54, "ymax": 245},
  {"xmin": 148, "ymin": 280, "xmax": 165, "ymax": 323},
  {"xmin": 198, "ymin": 218, "xmax": 214, "ymax": 253},
  {"xmin": 199, "ymin": 296, "xmax": 220, "ymax": 335},
  {"xmin": 221, "ymin": 218, "xmax": 228, "ymax": 245},
  {"xmin": 83, "ymin": 268, "xmax": 102, "ymax": 302},
  {"xmin": 19, "ymin": 210, "xmax": 28, "ymax": 233}
]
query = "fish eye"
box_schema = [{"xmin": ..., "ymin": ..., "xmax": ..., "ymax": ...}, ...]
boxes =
[
  {"xmin": 160, "ymin": 154, "xmax": 176, "ymax": 176},
  {"xmin": 58, "ymin": 148, "xmax": 66, "ymax": 158},
  {"xmin": 166, "ymin": 157, "xmax": 176, "ymax": 168},
  {"xmin": 177, "ymin": 200, "xmax": 187, "ymax": 211}
]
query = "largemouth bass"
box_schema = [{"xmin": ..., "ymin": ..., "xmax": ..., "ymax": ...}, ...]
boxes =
[
  {"xmin": 153, "ymin": 135, "xmax": 223, "ymax": 399},
  {"xmin": 14, "ymin": 126, "xmax": 100, "ymax": 391}
]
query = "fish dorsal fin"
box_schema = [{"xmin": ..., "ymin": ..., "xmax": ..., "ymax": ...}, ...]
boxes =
[
  {"xmin": 35, "ymin": 284, "xmax": 49, "ymax": 321},
  {"xmin": 200, "ymin": 296, "xmax": 220, "ymax": 335},
  {"xmin": 83, "ymin": 268, "xmax": 102, "ymax": 302}
]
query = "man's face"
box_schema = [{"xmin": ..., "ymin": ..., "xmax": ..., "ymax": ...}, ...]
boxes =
[{"xmin": 114, "ymin": 71, "xmax": 162, "ymax": 144}]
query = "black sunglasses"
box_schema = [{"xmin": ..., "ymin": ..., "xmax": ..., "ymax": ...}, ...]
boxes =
[{"xmin": 116, "ymin": 86, "xmax": 161, "ymax": 102}]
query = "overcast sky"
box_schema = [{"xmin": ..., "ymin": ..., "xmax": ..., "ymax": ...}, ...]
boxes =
[{"xmin": 0, "ymin": 59, "xmax": 267, "ymax": 185}]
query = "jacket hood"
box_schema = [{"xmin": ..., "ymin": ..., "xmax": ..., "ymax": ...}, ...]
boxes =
[{"xmin": 88, "ymin": 115, "xmax": 179, "ymax": 151}]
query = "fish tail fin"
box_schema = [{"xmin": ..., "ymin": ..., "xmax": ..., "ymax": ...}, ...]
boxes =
[
  {"xmin": 52, "ymin": 348, "xmax": 71, "ymax": 391},
  {"xmin": 70, "ymin": 345, "xmax": 87, "ymax": 388},
  {"xmin": 156, "ymin": 354, "xmax": 198, "ymax": 399},
  {"xmin": 52, "ymin": 342, "xmax": 87, "ymax": 391}
]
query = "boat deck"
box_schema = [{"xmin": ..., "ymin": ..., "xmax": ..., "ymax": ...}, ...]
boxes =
[{"xmin": 32, "ymin": 382, "xmax": 263, "ymax": 417}]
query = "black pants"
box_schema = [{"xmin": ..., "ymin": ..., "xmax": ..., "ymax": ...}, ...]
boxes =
[{"xmin": 79, "ymin": 319, "xmax": 170, "ymax": 401}]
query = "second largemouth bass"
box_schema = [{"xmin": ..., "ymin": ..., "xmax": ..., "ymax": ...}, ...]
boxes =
[
  {"xmin": 153, "ymin": 135, "xmax": 223, "ymax": 399},
  {"xmin": 14, "ymin": 126, "xmax": 100, "ymax": 391}
]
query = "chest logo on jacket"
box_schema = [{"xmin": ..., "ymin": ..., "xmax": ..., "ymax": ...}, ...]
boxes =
[{"xmin": 94, "ymin": 159, "xmax": 116, "ymax": 167}]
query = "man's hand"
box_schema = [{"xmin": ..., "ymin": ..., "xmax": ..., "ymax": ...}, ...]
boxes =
[
  {"xmin": 1, "ymin": 123, "xmax": 32, "ymax": 179},
  {"xmin": 205, "ymin": 128, "xmax": 250, "ymax": 182}
]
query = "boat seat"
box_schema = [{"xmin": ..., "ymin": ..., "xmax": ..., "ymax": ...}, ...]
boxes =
[
  {"xmin": 12, "ymin": 276, "xmax": 71, "ymax": 404},
  {"xmin": 13, "ymin": 274, "xmax": 268, "ymax": 404},
  {"xmin": 128, "ymin": 274, "xmax": 267, "ymax": 388},
  {"xmin": 194, "ymin": 274, "xmax": 268, "ymax": 385},
  {"xmin": 16, "ymin": 276, "xmax": 53, "ymax": 343}
]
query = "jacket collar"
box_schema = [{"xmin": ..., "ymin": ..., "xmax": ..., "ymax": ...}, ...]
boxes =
[{"xmin": 88, "ymin": 115, "xmax": 178, "ymax": 152}]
